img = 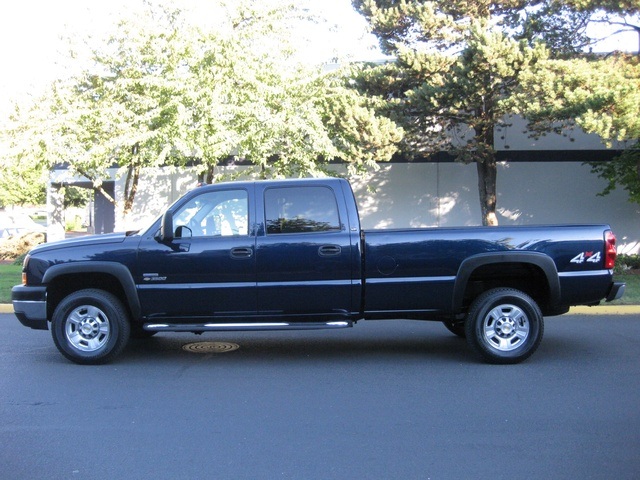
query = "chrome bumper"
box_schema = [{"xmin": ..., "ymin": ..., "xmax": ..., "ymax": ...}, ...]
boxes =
[
  {"xmin": 606, "ymin": 282, "xmax": 626, "ymax": 302},
  {"xmin": 11, "ymin": 285, "xmax": 48, "ymax": 330}
]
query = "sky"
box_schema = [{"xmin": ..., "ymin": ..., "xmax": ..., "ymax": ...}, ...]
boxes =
[
  {"xmin": 0, "ymin": 0, "xmax": 637, "ymax": 118},
  {"xmin": 0, "ymin": 0, "xmax": 380, "ymax": 117}
]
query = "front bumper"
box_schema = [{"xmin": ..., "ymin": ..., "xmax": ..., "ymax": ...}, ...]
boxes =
[
  {"xmin": 606, "ymin": 282, "xmax": 626, "ymax": 302},
  {"xmin": 11, "ymin": 285, "xmax": 48, "ymax": 330}
]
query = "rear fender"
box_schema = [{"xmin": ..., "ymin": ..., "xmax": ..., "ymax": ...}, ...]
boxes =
[{"xmin": 452, "ymin": 252, "xmax": 560, "ymax": 313}]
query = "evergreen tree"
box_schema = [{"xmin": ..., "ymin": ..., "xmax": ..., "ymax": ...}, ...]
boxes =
[{"xmin": 353, "ymin": 0, "xmax": 639, "ymax": 224}]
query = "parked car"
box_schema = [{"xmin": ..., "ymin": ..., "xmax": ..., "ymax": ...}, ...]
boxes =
[{"xmin": 0, "ymin": 212, "xmax": 46, "ymax": 239}]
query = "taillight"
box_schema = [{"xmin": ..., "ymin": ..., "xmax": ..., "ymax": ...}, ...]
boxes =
[{"xmin": 604, "ymin": 230, "xmax": 617, "ymax": 269}]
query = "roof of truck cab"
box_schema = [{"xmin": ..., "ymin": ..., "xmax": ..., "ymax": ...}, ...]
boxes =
[{"xmin": 195, "ymin": 177, "xmax": 347, "ymax": 191}]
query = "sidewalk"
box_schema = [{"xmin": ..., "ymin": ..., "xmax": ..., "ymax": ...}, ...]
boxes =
[{"xmin": 1, "ymin": 304, "xmax": 638, "ymax": 315}]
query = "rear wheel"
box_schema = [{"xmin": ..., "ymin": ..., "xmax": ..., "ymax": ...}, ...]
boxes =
[
  {"xmin": 465, "ymin": 288, "xmax": 544, "ymax": 364},
  {"xmin": 51, "ymin": 289, "xmax": 130, "ymax": 365}
]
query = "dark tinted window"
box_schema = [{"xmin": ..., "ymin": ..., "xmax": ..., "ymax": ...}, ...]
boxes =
[{"xmin": 265, "ymin": 186, "xmax": 340, "ymax": 234}]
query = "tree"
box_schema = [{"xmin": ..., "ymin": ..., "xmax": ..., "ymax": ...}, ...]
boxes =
[
  {"xmin": 353, "ymin": 0, "xmax": 639, "ymax": 225},
  {"xmin": 1, "ymin": 0, "xmax": 402, "ymax": 227},
  {"xmin": 353, "ymin": 0, "xmax": 551, "ymax": 225},
  {"xmin": 318, "ymin": 67, "xmax": 404, "ymax": 176},
  {"xmin": 0, "ymin": 103, "xmax": 49, "ymax": 207},
  {"xmin": 53, "ymin": 2, "xmax": 195, "ymax": 218},
  {"xmin": 502, "ymin": 2, "xmax": 640, "ymax": 206},
  {"xmin": 581, "ymin": 57, "xmax": 640, "ymax": 204},
  {"xmin": 1, "ymin": 2, "xmax": 195, "ymax": 219},
  {"xmin": 515, "ymin": 53, "xmax": 640, "ymax": 203},
  {"xmin": 185, "ymin": 1, "xmax": 402, "ymax": 181}
]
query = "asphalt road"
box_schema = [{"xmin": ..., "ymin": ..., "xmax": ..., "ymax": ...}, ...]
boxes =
[{"xmin": 1, "ymin": 313, "xmax": 639, "ymax": 480}]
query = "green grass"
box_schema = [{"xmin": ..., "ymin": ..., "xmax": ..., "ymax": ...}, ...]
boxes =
[
  {"xmin": 0, "ymin": 264, "xmax": 22, "ymax": 304},
  {"xmin": 0, "ymin": 264, "xmax": 638, "ymax": 305}
]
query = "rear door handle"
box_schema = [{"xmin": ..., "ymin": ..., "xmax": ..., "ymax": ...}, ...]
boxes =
[
  {"xmin": 318, "ymin": 245, "xmax": 341, "ymax": 257},
  {"xmin": 230, "ymin": 247, "xmax": 253, "ymax": 259}
]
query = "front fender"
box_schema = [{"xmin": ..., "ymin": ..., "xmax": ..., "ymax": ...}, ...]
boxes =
[{"xmin": 42, "ymin": 261, "xmax": 141, "ymax": 319}]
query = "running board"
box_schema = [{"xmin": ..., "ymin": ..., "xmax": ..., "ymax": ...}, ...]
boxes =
[{"xmin": 143, "ymin": 321, "xmax": 353, "ymax": 333}]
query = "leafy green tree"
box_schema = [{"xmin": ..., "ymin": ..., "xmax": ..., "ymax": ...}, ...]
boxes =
[
  {"xmin": 503, "ymin": 2, "xmax": 640, "ymax": 206},
  {"xmin": 54, "ymin": 3, "xmax": 194, "ymax": 217},
  {"xmin": 1, "ymin": 2, "xmax": 194, "ymax": 217},
  {"xmin": 186, "ymin": 1, "xmax": 402, "ymax": 181},
  {"xmin": 1, "ymin": 0, "xmax": 402, "ymax": 225},
  {"xmin": 515, "ymin": 53, "xmax": 640, "ymax": 203},
  {"xmin": 0, "ymin": 104, "xmax": 48, "ymax": 207}
]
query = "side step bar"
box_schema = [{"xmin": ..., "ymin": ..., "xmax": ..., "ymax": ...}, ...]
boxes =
[{"xmin": 143, "ymin": 321, "xmax": 353, "ymax": 333}]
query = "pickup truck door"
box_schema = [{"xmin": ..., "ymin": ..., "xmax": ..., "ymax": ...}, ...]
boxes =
[
  {"xmin": 136, "ymin": 187, "xmax": 256, "ymax": 321},
  {"xmin": 255, "ymin": 184, "xmax": 355, "ymax": 321}
]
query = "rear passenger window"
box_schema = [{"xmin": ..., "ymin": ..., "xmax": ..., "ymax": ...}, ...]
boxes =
[{"xmin": 265, "ymin": 186, "xmax": 341, "ymax": 234}]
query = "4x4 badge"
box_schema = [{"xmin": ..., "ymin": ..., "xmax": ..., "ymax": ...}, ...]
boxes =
[{"xmin": 570, "ymin": 251, "xmax": 601, "ymax": 264}]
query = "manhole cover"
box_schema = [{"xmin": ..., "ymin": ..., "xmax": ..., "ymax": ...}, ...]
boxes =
[{"xmin": 182, "ymin": 342, "xmax": 240, "ymax": 354}]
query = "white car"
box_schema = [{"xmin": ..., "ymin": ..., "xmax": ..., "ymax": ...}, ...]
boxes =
[{"xmin": 0, "ymin": 212, "xmax": 46, "ymax": 239}]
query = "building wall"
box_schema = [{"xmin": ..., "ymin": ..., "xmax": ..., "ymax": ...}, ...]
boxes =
[{"xmin": 346, "ymin": 161, "xmax": 639, "ymax": 254}]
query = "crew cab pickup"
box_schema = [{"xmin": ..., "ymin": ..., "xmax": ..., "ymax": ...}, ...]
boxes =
[{"xmin": 12, "ymin": 177, "xmax": 625, "ymax": 364}]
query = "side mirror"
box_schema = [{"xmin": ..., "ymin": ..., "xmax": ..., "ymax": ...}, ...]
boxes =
[
  {"xmin": 160, "ymin": 210, "xmax": 174, "ymax": 242},
  {"xmin": 175, "ymin": 225, "xmax": 192, "ymax": 239}
]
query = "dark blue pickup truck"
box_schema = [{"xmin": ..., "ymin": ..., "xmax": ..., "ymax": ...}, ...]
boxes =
[{"xmin": 12, "ymin": 177, "xmax": 625, "ymax": 364}]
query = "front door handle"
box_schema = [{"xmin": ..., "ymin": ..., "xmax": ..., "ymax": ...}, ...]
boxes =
[
  {"xmin": 318, "ymin": 245, "xmax": 341, "ymax": 257},
  {"xmin": 230, "ymin": 247, "xmax": 253, "ymax": 259}
]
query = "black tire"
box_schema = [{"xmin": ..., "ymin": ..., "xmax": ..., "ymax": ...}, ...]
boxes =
[
  {"xmin": 51, "ymin": 289, "xmax": 130, "ymax": 365},
  {"xmin": 442, "ymin": 320, "xmax": 466, "ymax": 338},
  {"xmin": 465, "ymin": 288, "xmax": 544, "ymax": 364}
]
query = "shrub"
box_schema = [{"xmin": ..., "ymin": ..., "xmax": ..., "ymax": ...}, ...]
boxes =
[
  {"xmin": 615, "ymin": 254, "xmax": 640, "ymax": 274},
  {"xmin": 0, "ymin": 232, "xmax": 46, "ymax": 262}
]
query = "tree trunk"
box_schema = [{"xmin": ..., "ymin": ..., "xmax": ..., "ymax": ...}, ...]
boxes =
[
  {"xmin": 122, "ymin": 143, "xmax": 141, "ymax": 217},
  {"xmin": 206, "ymin": 165, "xmax": 215, "ymax": 184},
  {"xmin": 476, "ymin": 156, "xmax": 498, "ymax": 226},
  {"xmin": 123, "ymin": 164, "xmax": 140, "ymax": 217},
  {"xmin": 475, "ymin": 113, "xmax": 499, "ymax": 226}
]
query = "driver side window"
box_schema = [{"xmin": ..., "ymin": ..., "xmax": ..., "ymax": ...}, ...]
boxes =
[{"xmin": 173, "ymin": 189, "xmax": 248, "ymax": 238}]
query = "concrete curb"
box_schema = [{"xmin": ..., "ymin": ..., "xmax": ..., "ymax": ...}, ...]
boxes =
[
  {"xmin": 568, "ymin": 305, "xmax": 640, "ymax": 315},
  {"xmin": 1, "ymin": 304, "xmax": 639, "ymax": 315}
]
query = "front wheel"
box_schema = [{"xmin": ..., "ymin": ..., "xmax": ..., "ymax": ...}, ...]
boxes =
[
  {"xmin": 51, "ymin": 289, "xmax": 130, "ymax": 365},
  {"xmin": 465, "ymin": 288, "xmax": 544, "ymax": 364}
]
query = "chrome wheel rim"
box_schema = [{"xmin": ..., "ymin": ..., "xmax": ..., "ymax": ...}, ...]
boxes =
[
  {"xmin": 482, "ymin": 304, "xmax": 530, "ymax": 352},
  {"xmin": 65, "ymin": 305, "xmax": 111, "ymax": 352}
]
